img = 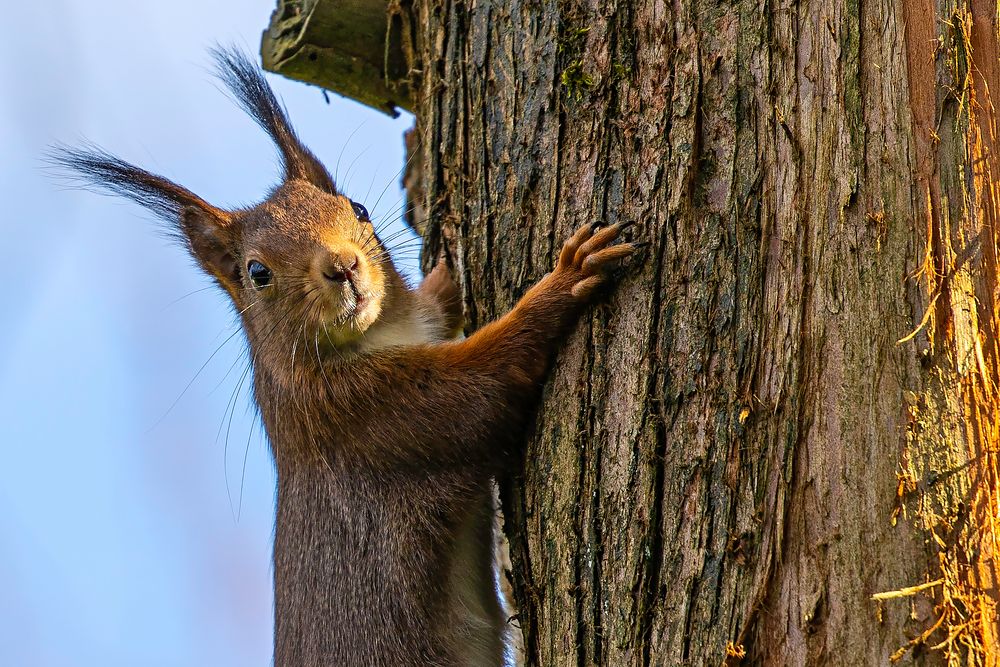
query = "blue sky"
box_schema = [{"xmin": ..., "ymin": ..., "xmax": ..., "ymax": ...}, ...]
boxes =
[{"xmin": 0, "ymin": 2, "xmax": 415, "ymax": 664}]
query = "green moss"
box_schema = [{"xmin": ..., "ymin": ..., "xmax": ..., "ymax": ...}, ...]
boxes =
[
  {"xmin": 561, "ymin": 61, "xmax": 595, "ymax": 100},
  {"xmin": 611, "ymin": 61, "xmax": 632, "ymax": 81},
  {"xmin": 558, "ymin": 25, "xmax": 594, "ymax": 101}
]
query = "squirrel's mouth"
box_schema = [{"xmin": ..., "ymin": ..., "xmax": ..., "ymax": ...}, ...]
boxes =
[
  {"xmin": 312, "ymin": 260, "xmax": 386, "ymax": 347},
  {"xmin": 348, "ymin": 283, "xmax": 366, "ymax": 311},
  {"xmin": 323, "ymin": 283, "xmax": 381, "ymax": 335},
  {"xmin": 341, "ymin": 284, "xmax": 369, "ymax": 320}
]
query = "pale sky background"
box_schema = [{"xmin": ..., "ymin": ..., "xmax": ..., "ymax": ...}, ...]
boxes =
[{"xmin": 0, "ymin": 2, "xmax": 415, "ymax": 664}]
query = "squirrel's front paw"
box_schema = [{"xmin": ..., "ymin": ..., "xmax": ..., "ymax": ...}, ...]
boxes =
[{"xmin": 555, "ymin": 221, "xmax": 640, "ymax": 300}]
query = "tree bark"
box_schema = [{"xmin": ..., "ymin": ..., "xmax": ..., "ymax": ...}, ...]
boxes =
[{"xmin": 267, "ymin": 0, "xmax": 1000, "ymax": 663}]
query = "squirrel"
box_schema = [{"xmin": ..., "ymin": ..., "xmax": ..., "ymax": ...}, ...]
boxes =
[{"xmin": 55, "ymin": 48, "xmax": 639, "ymax": 667}]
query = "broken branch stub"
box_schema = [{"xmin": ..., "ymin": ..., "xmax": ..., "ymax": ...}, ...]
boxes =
[{"xmin": 261, "ymin": 0, "xmax": 412, "ymax": 117}]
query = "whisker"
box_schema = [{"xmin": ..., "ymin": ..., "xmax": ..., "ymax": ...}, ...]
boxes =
[
  {"xmin": 220, "ymin": 357, "xmax": 254, "ymax": 521},
  {"xmin": 371, "ymin": 193, "xmax": 406, "ymax": 220},
  {"xmin": 341, "ymin": 144, "xmax": 373, "ymax": 194},
  {"xmin": 374, "ymin": 227, "xmax": 417, "ymax": 250},
  {"xmin": 334, "ymin": 120, "xmax": 366, "ymax": 185},
  {"xmin": 382, "ymin": 238, "xmax": 424, "ymax": 253},
  {"xmin": 363, "ymin": 165, "xmax": 380, "ymax": 205},
  {"xmin": 365, "ymin": 236, "xmax": 422, "ymax": 261},
  {"xmin": 358, "ymin": 196, "xmax": 410, "ymax": 252},
  {"xmin": 237, "ymin": 403, "xmax": 258, "ymax": 522},
  {"xmin": 290, "ymin": 321, "xmax": 304, "ymax": 370},
  {"xmin": 309, "ymin": 330, "xmax": 338, "ymax": 475},
  {"xmin": 209, "ymin": 341, "xmax": 252, "ymax": 396},
  {"xmin": 145, "ymin": 299, "xmax": 260, "ymax": 433},
  {"xmin": 368, "ymin": 143, "xmax": 422, "ymax": 224},
  {"xmin": 161, "ymin": 284, "xmax": 217, "ymax": 311},
  {"xmin": 370, "ymin": 200, "xmax": 409, "ymax": 234},
  {"xmin": 220, "ymin": 288, "xmax": 316, "ymax": 518}
]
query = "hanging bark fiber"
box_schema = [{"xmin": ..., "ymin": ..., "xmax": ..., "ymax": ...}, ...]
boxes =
[{"xmin": 263, "ymin": 0, "xmax": 1000, "ymax": 663}]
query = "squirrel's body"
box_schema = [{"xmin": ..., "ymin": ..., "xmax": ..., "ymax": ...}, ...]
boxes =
[
  {"xmin": 255, "ymin": 232, "xmax": 506, "ymax": 664},
  {"xmin": 272, "ymin": 450, "xmax": 503, "ymax": 665},
  {"xmin": 56, "ymin": 50, "xmax": 637, "ymax": 666}
]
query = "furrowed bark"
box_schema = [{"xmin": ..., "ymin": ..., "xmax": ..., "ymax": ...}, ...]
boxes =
[{"xmin": 265, "ymin": 0, "xmax": 1000, "ymax": 662}]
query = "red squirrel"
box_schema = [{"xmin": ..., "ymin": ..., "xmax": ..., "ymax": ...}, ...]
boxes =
[{"xmin": 55, "ymin": 49, "xmax": 639, "ymax": 666}]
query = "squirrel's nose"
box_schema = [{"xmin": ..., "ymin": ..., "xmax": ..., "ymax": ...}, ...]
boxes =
[{"xmin": 321, "ymin": 250, "xmax": 360, "ymax": 283}]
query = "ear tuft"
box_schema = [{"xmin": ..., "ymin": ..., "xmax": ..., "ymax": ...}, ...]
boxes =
[
  {"xmin": 211, "ymin": 46, "xmax": 337, "ymax": 194},
  {"xmin": 48, "ymin": 144, "xmax": 230, "ymax": 226},
  {"xmin": 49, "ymin": 144, "xmax": 241, "ymax": 294}
]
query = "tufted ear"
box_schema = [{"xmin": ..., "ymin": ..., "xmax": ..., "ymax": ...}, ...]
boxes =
[
  {"xmin": 50, "ymin": 145, "xmax": 241, "ymax": 295},
  {"xmin": 212, "ymin": 46, "xmax": 337, "ymax": 193}
]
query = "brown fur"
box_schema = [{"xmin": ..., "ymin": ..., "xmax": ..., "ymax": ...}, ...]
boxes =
[{"xmin": 54, "ymin": 50, "xmax": 637, "ymax": 666}]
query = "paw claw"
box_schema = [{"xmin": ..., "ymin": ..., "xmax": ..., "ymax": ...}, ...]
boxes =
[
  {"xmin": 553, "ymin": 223, "xmax": 642, "ymax": 303},
  {"xmin": 574, "ymin": 225, "xmax": 624, "ymax": 266},
  {"xmin": 581, "ymin": 243, "xmax": 636, "ymax": 275}
]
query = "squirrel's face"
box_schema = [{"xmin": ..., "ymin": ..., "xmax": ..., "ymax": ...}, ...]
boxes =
[
  {"xmin": 55, "ymin": 48, "xmax": 412, "ymax": 363},
  {"xmin": 229, "ymin": 180, "xmax": 398, "ymax": 353}
]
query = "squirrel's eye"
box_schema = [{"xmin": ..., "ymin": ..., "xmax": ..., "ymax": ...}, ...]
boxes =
[
  {"xmin": 350, "ymin": 200, "xmax": 369, "ymax": 220},
  {"xmin": 247, "ymin": 260, "xmax": 272, "ymax": 288}
]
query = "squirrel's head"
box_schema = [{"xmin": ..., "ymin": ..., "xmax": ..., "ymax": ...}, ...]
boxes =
[
  {"xmin": 236, "ymin": 180, "xmax": 392, "ymax": 347},
  {"xmin": 53, "ymin": 48, "xmax": 408, "ymax": 365}
]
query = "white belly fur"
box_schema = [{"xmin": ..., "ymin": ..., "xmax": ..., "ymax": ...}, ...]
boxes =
[{"xmin": 446, "ymin": 489, "xmax": 506, "ymax": 667}]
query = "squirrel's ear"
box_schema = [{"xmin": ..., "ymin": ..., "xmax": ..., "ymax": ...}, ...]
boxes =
[
  {"xmin": 180, "ymin": 206, "xmax": 240, "ymax": 294},
  {"xmin": 212, "ymin": 47, "xmax": 336, "ymax": 194},
  {"xmin": 48, "ymin": 145, "xmax": 242, "ymax": 295}
]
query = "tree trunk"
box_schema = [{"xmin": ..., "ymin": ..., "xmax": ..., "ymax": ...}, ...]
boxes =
[
  {"xmin": 406, "ymin": 0, "xmax": 1000, "ymax": 664},
  {"xmin": 265, "ymin": 0, "xmax": 1000, "ymax": 662}
]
